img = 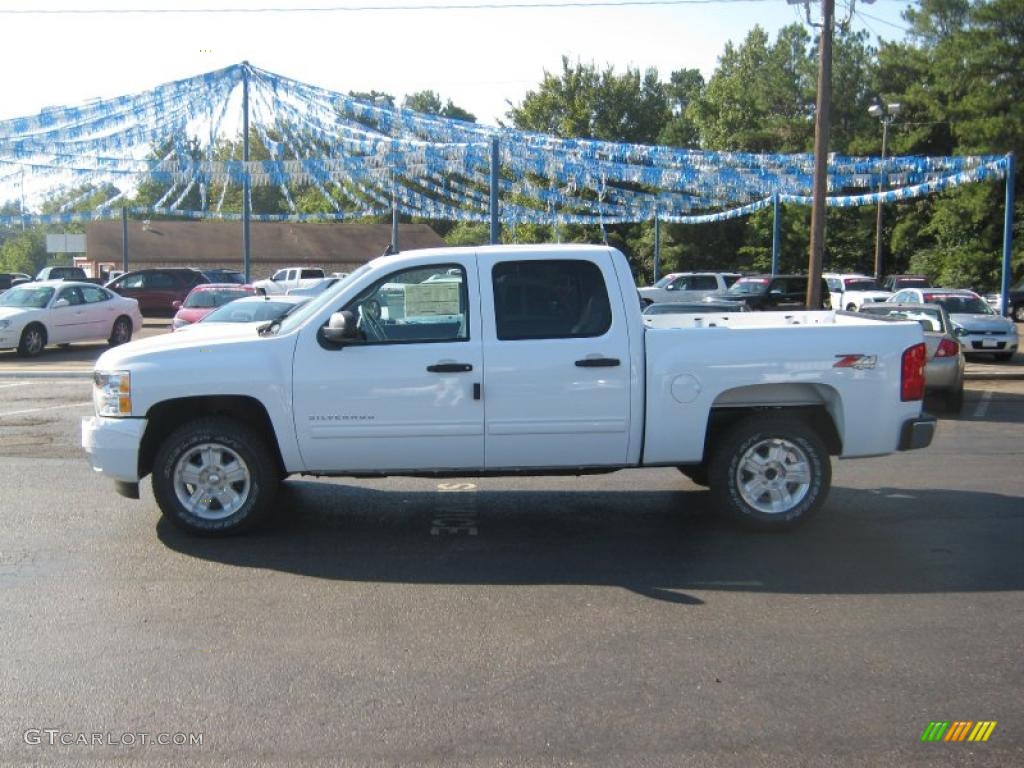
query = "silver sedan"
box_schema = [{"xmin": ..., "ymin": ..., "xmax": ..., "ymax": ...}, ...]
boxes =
[{"xmin": 859, "ymin": 302, "xmax": 966, "ymax": 413}]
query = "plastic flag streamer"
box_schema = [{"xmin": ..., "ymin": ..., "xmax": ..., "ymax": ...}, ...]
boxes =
[{"xmin": 0, "ymin": 62, "xmax": 1011, "ymax": 227}]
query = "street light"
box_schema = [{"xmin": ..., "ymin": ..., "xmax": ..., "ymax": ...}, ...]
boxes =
[
  {"xmin": 374, "ymin": 95, "xmax": 400, "ymax": 254},
  {"xmin": 870, "ymin": 99, "xmax": 901, "ymax": 281}
]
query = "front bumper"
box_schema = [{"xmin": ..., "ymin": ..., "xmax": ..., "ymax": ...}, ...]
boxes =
[
  {"xmin": 960, "ymin": 332, "xmax": 1017, "ymax": 354},
  {"xmin": 81, "ymin": 415, "xmax": 147, "ymax": 483},
  {"xmin": 898, "ymin": 415, "xmax": 937, "ymax": 451}
]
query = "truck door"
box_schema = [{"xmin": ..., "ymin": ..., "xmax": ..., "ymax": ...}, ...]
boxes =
[
  {"xmin": 292, "ymin": 258, "xmax": 484, "ymax": 472},
  {"xmin": 478, "ymin": 250, "xmax": 632, "ymax": 469}
]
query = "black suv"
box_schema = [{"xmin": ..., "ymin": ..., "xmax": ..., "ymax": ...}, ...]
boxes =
[
  {"xmin": 713, "ymin": 275, "xmax": 832, "ymax": 311},
  {"xmin": 1001, "ymin": 277, "xmax": 1024, "ymax": 322}
]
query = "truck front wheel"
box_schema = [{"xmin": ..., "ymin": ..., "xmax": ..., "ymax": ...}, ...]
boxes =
[
  {"xmin": 152, "ymin": 417, "xmax": 279, "ymax": 536},
  {"xmin": 709, "ymin": 415, "xmax": 830, "ymax": 530}
]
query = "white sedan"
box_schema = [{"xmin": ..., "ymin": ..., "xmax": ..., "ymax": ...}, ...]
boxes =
[{"xmin": 0, "ymin": 280, "xmax": 143, "ymax": 358}]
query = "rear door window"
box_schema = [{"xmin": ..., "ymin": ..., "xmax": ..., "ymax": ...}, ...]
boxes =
[{"xmin": 492, "ymin": 260, "xmax": 612, "ymax": 340}]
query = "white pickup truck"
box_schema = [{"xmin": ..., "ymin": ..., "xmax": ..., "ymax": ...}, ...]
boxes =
[
  {"xmin": 251, "ymin": 266, "xmax": 325, "ymax": 295},
  {"xmin": 82, "ymin": 245, "xmax": 935, "ymax": 536}
]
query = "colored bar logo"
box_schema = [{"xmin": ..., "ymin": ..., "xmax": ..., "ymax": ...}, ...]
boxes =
[{"xmin": 921, "ymin": 721, "xmax": 997, "ymax": 742}]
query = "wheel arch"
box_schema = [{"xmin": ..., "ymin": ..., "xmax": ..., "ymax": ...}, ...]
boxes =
[
  {"xmin": 139, "ymin": 395, "xmax": 285, "ymax": 480},
  {"xmin": 702, "ymin": 383, "xmax": 843, "ymax": 465}
]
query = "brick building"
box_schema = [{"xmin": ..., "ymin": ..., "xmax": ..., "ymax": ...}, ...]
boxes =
[{"xmin": 78, "ymin": 220, "xmax": 445, "ymax": 279}]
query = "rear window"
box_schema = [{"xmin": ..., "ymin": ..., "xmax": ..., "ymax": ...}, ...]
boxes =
[
  {"xmin": 183, "ymin": 288, "xmax": 250, "ymax": 309},
  {"xmin": 844, "ymin": 278, "xmax": 879, "ymax": 291},
  {"xmin": 301, "ymin": 269, "xmax": 325, "ymax": 279},
  {"xmin": 861, "ymin": 306, "xmax": 945, "ymax": 332}
]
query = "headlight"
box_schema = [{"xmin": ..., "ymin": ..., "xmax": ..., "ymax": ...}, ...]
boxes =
[
  {"xmin": 172, "ymin": 317, "xmax": 189, "ymax": 329},
  {"xmin": 93, "ymin": 370, "xmax": 132, "ymax": 417},
  {"xmin": 0, "ymin": 319, "xmax": 10, "ymax": 330}
]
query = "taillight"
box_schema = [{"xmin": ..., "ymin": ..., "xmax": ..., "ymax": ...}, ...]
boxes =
[
  {"xmin": 935, "ymin": 338, "xmax": 960, "ymax": 358},
  {"xmin": 901, "ymin": 343, "xmax": 927, "ymax": 401}
]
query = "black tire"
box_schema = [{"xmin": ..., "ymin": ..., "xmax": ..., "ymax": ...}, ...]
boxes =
[
  {"xmin": 17, "ymin": 323, "xmax": 46, "ymax": 358},
  {"xmin": 708, "ymin": 414, "xmax": 831, "ymax": 530},
  {"xmin": 993, "ymin": 352, "xmax": 1014, "ymax": 362},
  {"xmin": 152, "ymin": 417, "xmax": 279, "ymax": 536},
  {"xmin": 677, "ymin": 465, "xmax": 709, "ymax": 487},
  {"xmin": 108, "ymin": 315, "xmax": 133, "ymax": 346},
  {"xmin": 845, "ymin": 303, "xmax": 857, "ymax": 312},
  {"xmin": 944, "ymin": 387, "xmax": 964, "ymax": 415}
]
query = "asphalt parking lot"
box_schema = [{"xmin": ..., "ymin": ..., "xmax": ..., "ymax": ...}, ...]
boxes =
[{"xmin": 0, "ymin": 359, "xmax": 1022, "ymax": 765}]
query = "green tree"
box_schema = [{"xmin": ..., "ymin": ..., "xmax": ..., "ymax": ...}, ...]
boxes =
[
  {"xmin": 506, "ymin": 57, "xmax": 669, "ymax": 144},
  {"xmin": 0, "ymin": 229, "xmax": 47, "ymax": 276},
  {"xmin": 403, "ymin": 90, "xmax": 477, "ymax": 122}
]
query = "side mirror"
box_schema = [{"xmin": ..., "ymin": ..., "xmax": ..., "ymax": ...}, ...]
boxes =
[
  {"xmin": 53, "ymin": 298, "xmax": 70, "ymax": 308},
  {"xmin": 665, "ymin": 284, "xmax": 676, "ymax": 291},
  {"xmin": 321, "ymin": 310, "xmax": 359, "ymax": 345},
  {"xmin": 171, "ymin": 300, "xmax": 182, "ymax": 310}
]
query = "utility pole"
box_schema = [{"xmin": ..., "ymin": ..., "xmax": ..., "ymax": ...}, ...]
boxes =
[
  {"xmin": 869, "ymin": 100, "xmax": 901, "ymax": 281},
  {"xmin": 806, "ymin": 0, "xmax": 833, "ymax": 309}
]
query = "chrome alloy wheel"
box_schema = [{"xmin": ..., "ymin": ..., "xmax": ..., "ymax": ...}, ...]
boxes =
[
  {"xmin": 173, "ymin": 443, "xmax": 251, "ymax": 520},
  {"xmin": 734, "ymin": 437, "xmax": 812, "ymax": 515},
  {"xmin": 111, "ymin": 317, "xmax": 131, "ymax": 344},
  {"xmin": 23, "ymin": 327, "xmax": 44, "ymax": 355}
]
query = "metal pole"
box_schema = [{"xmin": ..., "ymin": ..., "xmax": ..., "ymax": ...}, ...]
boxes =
[
  {"xmin": 489, "ymin": 137, "xmax": 500, "ymax": 244},
  {"xmin": 1001, "ymin": 152, "xmax": 1015, "ymax": 317},
  {"xmin": 771, "ymin": 192, "xmax": 781, "ymax": 276},
  {"xmin": 121, "ymin": 206, "xmax": 129, "ymax": 272},
  {"xmin": 807, "ymin": 0, "xmax": 833, "ymax": 309},
  {"xmin": 242, "ymin": 61, "xmax": 252, "ymax": 282},
  {"xmin": 391, "ymin": 108, "xmax": 400, "ymax": 254},
  {"xmin": 653, "ymin": 213, "xmax": 661, "ymax": 283},
  {"xmin": 873, "ymin": 117, "xmax": 889, "ymax": 281}
]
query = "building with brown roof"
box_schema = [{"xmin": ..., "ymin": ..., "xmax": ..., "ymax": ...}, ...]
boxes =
[{"xmin": 79, "ymin": 220, "xmax": 446, "ymax": 279}]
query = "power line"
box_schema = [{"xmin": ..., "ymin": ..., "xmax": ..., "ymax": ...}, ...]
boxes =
[
  {"xmin": 0, "ymin": 0, "xmax": 776, "ymax": 14},
  {"xmin": 856, "ymin": 8, "xmax": 910, "ymax": 32}
]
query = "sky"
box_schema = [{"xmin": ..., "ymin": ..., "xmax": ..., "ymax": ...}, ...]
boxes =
[{"xmin": 0, "ymin": 0, "xmax": 915, "ymax": 127}]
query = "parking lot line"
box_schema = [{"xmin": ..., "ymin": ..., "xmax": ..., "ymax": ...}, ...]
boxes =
[
  {"xmin": 0, "ymin": 401, "xmax": 92, "ymax": 418},
  {"xmin": 0, "ymin": 382, "xmax": 31, "ymax": 389},
  {"xmin": 972, "ymin": 390, "xmax": 993, "ymax": 419}
]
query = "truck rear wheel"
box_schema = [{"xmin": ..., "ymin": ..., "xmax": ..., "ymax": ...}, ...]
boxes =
[
  {"xmin": 152, "ymin": 417, "xmax": 279, "ymax": 536},
  {"xmin": 709, "ymin": 414, "xmax": 830, "ymax": 530}
]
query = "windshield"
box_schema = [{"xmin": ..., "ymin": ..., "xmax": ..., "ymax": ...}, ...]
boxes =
[
  {"xmin": 726, "ymin": 278, "xmax": 769, "ymax": 296},
  {"xmin": 202, "ymin": 299, "xmax": 308, "ymax": 323},
  {"xmin": 0, "ymin": 286, "xmax": 54, "ymax": 308},
  {"xmin": 275, "ymin": 264, "xmax": 372, "ymax": 335},
  {"xmin": 930, "ymin": 295, "xmax": 993, "ymax": 315},
  {"xmin": 845, "ymin": 278, "xmax": 879, "ymax": 291},
  {"xmin": 183, "ymin": 288, "xmax": 249, "ymax": 309}
]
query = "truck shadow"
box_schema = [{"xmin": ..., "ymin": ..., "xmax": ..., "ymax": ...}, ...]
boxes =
[
  {"xmin": 950, "ymin": 388, "xmax": 1024, "ymax": 424},
  {"xmin": 157, "ymin": 481, "xmax": 1023, "ymax": 605}
]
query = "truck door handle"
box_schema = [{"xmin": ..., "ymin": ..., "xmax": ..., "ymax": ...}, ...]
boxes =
[
  {"xmin": 575, "ymin": 357, "xmax": 620, "ymax": 368},
  {"xmin": 426, "ymin": 363, "xmax": 473, "ymax": 373}
]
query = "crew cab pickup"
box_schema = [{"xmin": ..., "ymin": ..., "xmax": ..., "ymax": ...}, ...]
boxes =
[{"xmin": 82, "ymin": 245, "xmax": 935, "ymax": 536}]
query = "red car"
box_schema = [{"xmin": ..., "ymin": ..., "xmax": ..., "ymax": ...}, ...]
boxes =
[{"xmin": 171, "ymin": 283, "xmax": 256, "ymax": 330}]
